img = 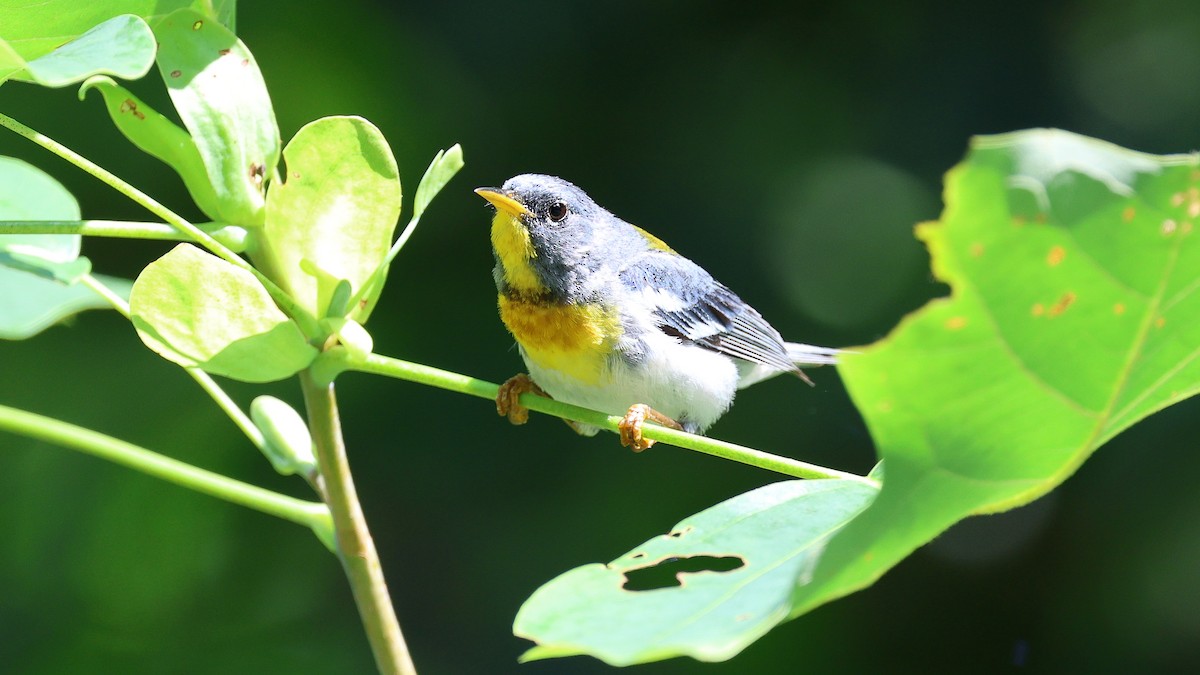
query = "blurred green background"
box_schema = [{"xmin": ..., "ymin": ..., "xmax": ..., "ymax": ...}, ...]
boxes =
[{"xmin": 3, "ymin": 0, "xmax": 1200, "ymax": 672}]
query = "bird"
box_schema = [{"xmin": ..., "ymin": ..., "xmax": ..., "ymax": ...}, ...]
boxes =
[{"xmin": 475, "ymin": 174, "xmax": 840, "ymax": 451}]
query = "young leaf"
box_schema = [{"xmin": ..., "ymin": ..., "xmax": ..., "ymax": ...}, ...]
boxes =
[
  {"xmin": 412, "ymin": 143, "xmax": 463, "ymax": 225},
  {"xmin": 129, "ymin": 243, "xmax": 317, "ymax": 382},
  {"xmin": 0, "ymin": 14, "xmax": 155, "ymax": 88},
  {"xmin": 514, "ymin": 480, "xmax": 877, "ymax": 665},
  {"xmin": 792, "ymin": 129, "xmax": 1200, "ymax": 621},
  {"xmin": 152, "ymin": 8, "xmax": 279, "ymax": 226},
  {"xmin": 259, "ymin": 116, "xmax": 401, "ymax": 319},
  {"xmin": 351, "ymin": 143, "xmax": 462, "ymax": 323},
  {"xmin": 79, "ymin": 76, "xmax": 224, "ymax": 220}
]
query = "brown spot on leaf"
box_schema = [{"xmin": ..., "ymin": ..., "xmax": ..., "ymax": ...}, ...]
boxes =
[
  {"xmin": 192, "ymin": 20, "xmax": 204, "ymax": 30},
  {"xmin": 1122, "ymin": 206, "xmax": 1136, "ymax": 222},
  {"xmin": 248, "ymin": 163, "xmax": 264, "ymax": 190},
  {"xmin": 1046, "ymin": 245, "xmax": 1065, "ymax": 266},
  {"xmin": 1113, "ymin": 303, "xmax": 1126, "ymax": 315},
  {"xmin": 1031, "ymin": 303, "xmax": 1045, "ymax": 317},
  {"xmin": 945, "ymin": 316, "xmax": 967, "ymax": 330},
  {"xmin": 1047, "ymin": 291, "xmax": 1076, "ymax": 318},
  {"xmin": 170, "ymin": 69, "xmax": 182, "ymax": 78},
  {"xmin": 219, "ymin": 48, "xmax": 231, "ymax": 56},
  {"xmin": 1156, "ymin": 316, "xmax": 1167, "ymax": 328}
]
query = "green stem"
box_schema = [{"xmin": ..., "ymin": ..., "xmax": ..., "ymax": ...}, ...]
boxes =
[
  {"xmin": 78, "ymin": 274, "xmax": 284, "ymax": 482},
  {"xmin": 299, "ymin": 371, "xmax": 414, "ymax": 675},
  {"xmin": 0, "ymin": 112, "xmax": 316, "ymax": 336},
  {"xmin": 0, "ymin": 403, "xmax": 331, "ymax": 536},
  {"xmin": 0, "ymin": 219, "xmax": 248, "ymax": 252},
  {"xmin": 319, "ymin": 350, "xmax": 875, "ymax": 485}
]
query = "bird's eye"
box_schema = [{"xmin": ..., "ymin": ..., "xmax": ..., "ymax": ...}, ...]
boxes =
[{"xmin": 547, "ymin": 201, "xmax": 569, "ymax": 222}]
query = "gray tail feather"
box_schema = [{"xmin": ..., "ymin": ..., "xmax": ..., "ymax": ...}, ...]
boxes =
[{"xmin": 785, "ymin": 342, "xmax": 845, "ymax": 366}]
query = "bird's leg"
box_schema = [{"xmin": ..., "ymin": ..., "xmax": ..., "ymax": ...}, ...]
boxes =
[
  {"xmin": 620, "ymin": 403, "xmax": 684, "ymax": 452},
  {"xmin": 496, "ymin": 373, "xmax": 545, "ymax": 425},
  {"xmin": 496, "ymin": 373, "xmax": 592, "ymax": 435}
]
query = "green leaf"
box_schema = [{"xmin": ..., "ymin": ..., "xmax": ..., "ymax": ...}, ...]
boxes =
[
  {"xmin": 259, "ymin": 116, "xmax": 401, "ymax": 318},
  {"xmin": 0, "ymin": 156, "xmax": 124, "ymax": 338},
  {"xmin": 0, "ymin": 2, "xmax": 197, "ymax": 62},
  {"xmin": 129, "ymin": 243, "xmax": 317, "ymax": 382},
  {"xmin": 412, "ymin": 143, "xmax": 463, "ymax": 225},
  {"xmin": 514, "ymin": 479, "xmax": 877, "ymax": 665},
  {"xmin": 0, "ymin": 14, "xmax": 155, "ymax": 88},
  {"xmin": 0, "ymin": 270, "xmax": 131, "ymax": 340},
  {"xmin": 152, "ymin": 8, "xmax": 279, "ymax": 226},
  {"xmin": 792, "ymin": 129, "xmax": 1200, "ymax": 619},
  {"xmin": 79, "ymin": 76, "xmax": 224, "ymax": 221},
  {"xmin": 351, "ymin": 143, "xmax": 461, "ymax": 324}
]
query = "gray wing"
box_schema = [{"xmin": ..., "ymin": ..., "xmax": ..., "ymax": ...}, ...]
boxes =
[{"xmin": 618, "ymin": 252, "xmax": 799, "ymax": 374}]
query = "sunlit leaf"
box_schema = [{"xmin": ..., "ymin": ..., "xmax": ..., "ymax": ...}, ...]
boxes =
[
  {"xmin": 129, "ymin": 244, "xmax": 317, "ymax": 382},
  {"xmin": 259, "ymin": 116, "xmax": 401, "ymax": 318},
  {"xmin": 515, "ymin": 479, "xmax": 877, "ymax": 665}
]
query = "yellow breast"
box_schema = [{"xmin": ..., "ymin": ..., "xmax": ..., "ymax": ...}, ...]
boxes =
[{"xmin": 498, "ymin": 294, "xmax": 622, "ymax": 384}]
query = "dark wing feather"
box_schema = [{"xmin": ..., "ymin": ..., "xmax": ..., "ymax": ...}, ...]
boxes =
[{"xmin": 619, "ymin": 252, "xmax": 798, "ymax": 373}]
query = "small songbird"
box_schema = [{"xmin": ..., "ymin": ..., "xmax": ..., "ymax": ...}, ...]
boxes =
[{"xmin": 476, "ymin": 174, "xmax": 840, "ymax": 450}]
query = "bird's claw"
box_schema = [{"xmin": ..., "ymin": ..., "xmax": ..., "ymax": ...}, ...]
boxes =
[
  {"xmin": 496, "ymin": 373, "xmax": 545, "ymax": 425},
  {"xmin": 619, "ymin": 403, "xmax": 683, "ymax": 452}
]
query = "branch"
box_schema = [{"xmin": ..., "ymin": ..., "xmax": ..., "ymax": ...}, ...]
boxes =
[
  {"xmin": 316, "ymin": 349, "xmax": 876, "ymax": 485},
  {"xmin": 299, "ymin": 371, "xmax": 415, "ymax": 675},
  {"xmin": 0, "ymin": 403, "xmax": 332, "ymax": 544}
]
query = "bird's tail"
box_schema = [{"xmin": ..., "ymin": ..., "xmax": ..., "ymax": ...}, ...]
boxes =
[{"xmin": 785, "ymin": 342, "xmax": 843, "ymax": 367}]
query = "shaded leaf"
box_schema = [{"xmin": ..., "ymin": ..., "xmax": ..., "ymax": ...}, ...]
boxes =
[
  {"xmin": 79, "ymin": 76, "xmax": 224, "ymax": 220},
  {"xmin": 153, "ymin": 8, "xmax": 279, "ymax": 226},
  {"xmin": 792, "ymin": 129, "xmax": 1200, "ymax": 620},
  {"xmin": 129, "ymin": 244, "xmax": 316, "ymax": 382},
  {"xmin": 413, "ymin": 143, "xmax": 463, "ymax": 225},
  {"xmin": 515, "ymin": 479, "xmax": 877, "ymax": 665},
  {"xmin": 259, "ymin": 116, "xmax": 401, "ymax": 318},
  {"xmin": 0, "ymin": 270, "xmax": 131, "ymax": 340},
  {"xmin": 0, "ymin": 157, "xmax": 121, "ymax": 338}
]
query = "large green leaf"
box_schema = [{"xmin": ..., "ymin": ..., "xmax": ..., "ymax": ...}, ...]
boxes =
[
  {"xmin": 129, "ymin": 244, "xmax": 317, "ymax": 382},
  {"xmin": 259, "ymin": 116, "xmax": 401, "ymax": 319},
  {"xmin": 792, "ymin": 129, "xmax": 1200, "ymax": 617},
  {"xmin": 79, "ymin": 76, "xmax": 224, "ymax": 220},
  {"xmin": 514, "ymin": 479, "xmax": 877, "ymax": 665},
  {"xmin": 152, "ymin": 8, "xmax": 278, "ymax": 226},
  {"xmin": 514, "ymin": 129, "xmax": 1200, "ymax": 666}
]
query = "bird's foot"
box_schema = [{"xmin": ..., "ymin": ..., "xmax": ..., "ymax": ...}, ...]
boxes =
[
  {"xmin": 496, "ymin": 373, "xmax": 545, "ymax": 425},
  {"xmin": 619, "ymin": 403, "xmax": 684, "ymax": 452}
]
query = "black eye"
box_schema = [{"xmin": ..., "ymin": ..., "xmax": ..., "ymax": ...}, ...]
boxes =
[{"xmin": 547, "ymin": 201, "xmax": 569, "ymax": 222}]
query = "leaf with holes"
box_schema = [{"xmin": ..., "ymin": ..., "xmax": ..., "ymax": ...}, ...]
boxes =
[
  {"xmin": 514, "ymin": 479, "xmax": 877, "ymax": 665},
  {"xmin": 790, "ymin": 129, "xmax": 1200, "ymax": 621}
]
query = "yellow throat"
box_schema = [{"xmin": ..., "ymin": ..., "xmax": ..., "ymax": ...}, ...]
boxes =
[{"xmin": 490, "ymin": 210, "xmax": 544, "ymax": 293}]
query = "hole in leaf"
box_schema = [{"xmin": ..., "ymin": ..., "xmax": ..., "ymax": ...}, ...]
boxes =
[{"xmin": 622, "ymin": 555, "xmax": 745, "ymax": 591}]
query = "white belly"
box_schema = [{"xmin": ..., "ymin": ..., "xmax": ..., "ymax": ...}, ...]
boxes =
[{"xmin": 523, "ymin": 330, "xmax": 740, "ymax": 435}]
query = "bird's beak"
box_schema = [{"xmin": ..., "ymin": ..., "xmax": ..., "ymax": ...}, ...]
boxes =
[{"xmin": 475, "ymin": 187, "xmax": 531, "ymax": 219}]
